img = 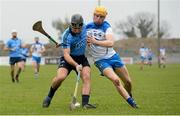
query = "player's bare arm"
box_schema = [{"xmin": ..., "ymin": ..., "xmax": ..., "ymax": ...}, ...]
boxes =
[
  {"xmin": 21, "ymin": 43, "xmax": 27, "ymax": 48},
  {"xmin": 3, "ymin": 46, "xmax": 18, "ymax": 51},
  {"xmin": 87, "ymin": 33, "xmax": 114, "ymax": 47},
  {"xmin": 63, "ymin": 48, "xmax": 82, "ymax": 72},
  {"xmin": 39, "ymin": 46, "xmax": 45, "ymax": 54},
  {"xmin": 42, "ymin": 47, "xmax": 46, "ymax": 53},
  {"xmin": 30, "ymin": 45, "xmax": 34, "ymax": 53},
  {"xmin": 3, "ymin": 46, "xmax": 11, "ymax": 51}
]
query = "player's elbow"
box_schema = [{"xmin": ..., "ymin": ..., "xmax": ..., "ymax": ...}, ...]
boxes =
[
  {"xmin": 64, "ymin": 52, "xmax": 70, "ymax": 59},
  {"xmin": 42, "ymin": 48, "xmax": 46, "ymax": 53},
  {"xmin": 3, "ymin": 47, "xmax": 8, "ymax": 51},
  {"xmin": 30, "ymin": 49, "xmax": 33, "ymax": 53},
  {"xmin": 105, "ymin": 34, "xmax": 114, "ymax": 47},
  {"xmin": 108, "ymin": 40, "xmax": 114, "ymax": 47}
]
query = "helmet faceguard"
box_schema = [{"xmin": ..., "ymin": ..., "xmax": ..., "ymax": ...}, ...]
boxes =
[{"xmin": 71, "ymin": 22, "xmax": 83, "ymax": 29}]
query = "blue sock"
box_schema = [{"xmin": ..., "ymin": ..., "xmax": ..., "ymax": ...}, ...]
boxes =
[
  {"xmin": 82, "ymin": 95, "xmax": 89, "ymax": 106},
  {"xmin": 46, "ymin": 96, "xmax": 51, "ymax": 101},
  {"xmin": 127, "ymin": 97, "xmax": 136, "ymax": 107},
  {"xmin": 47, "ymin": 86, "xmax": 57, "ymax": 99}
]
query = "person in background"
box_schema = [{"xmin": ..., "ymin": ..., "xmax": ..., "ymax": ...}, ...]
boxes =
[
  {"xmin": 20, "ymin": 47, "xmax": 30, "ymax": 71},
  {"xmin": 147, "ymin": 48, "xmax": 153, "ymax": 66},
  {"xmin": 139, "ymin": 43, "xmax": 147, "ymax": 70},
  {"xmin": 30, "ymin": 37, "xmax": 45, "ymax": 78},
  {"xmin": 4, "ymin": 29, "xmax": 27, "ymax": 83},
  {"xmin": 159, "ymin": 47, "xmax": 166, "ymax": 68}
]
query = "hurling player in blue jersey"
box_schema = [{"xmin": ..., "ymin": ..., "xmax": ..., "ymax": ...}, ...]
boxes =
[
  {"xmin": 86, "ymin": 6, "xmax": 138, "ymax": 108},
  {"xmin": 42, "ymin": 14, "xmax": 96, "ymax": 109},
  {"xmin": 4, "ymin": 29, "xmax": 27, "ymax": 83},
  {"xmin": 20, "ymin": 47, "xmax": 30, "ymax": 71}
]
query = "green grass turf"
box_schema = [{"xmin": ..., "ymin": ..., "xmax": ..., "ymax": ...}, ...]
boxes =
[{"xmin": 0, "ymin": 64, "xmax": 180, "ymax": 115}]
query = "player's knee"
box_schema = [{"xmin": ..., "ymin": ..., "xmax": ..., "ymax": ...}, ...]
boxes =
[
  {"xmin": 56, "ymin": 76, "xmax": 66, "ymax": 83},
  {"xmin": 113, "ymin": 78, "xmax": 120, "ymax": 86},
  {"xmin": 82, "ymin": 75, "xmax": 90, "ymax": 84},
  {"xmin": 126, "ymin": 79, "xmax": 132, "ymax": 87},
  {"xmin": 11, "ymin": 69, "xmax": 14, "ymax": 73},
  {"xmin": 19, "ymin": 66, "xmax": 23, "ymax": 70}
]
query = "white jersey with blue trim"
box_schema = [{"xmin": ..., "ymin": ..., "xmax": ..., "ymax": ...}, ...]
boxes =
[
  {"xmin": 31, "ymin": 42, "xmax": 44, "ymax": 57},
  {"xmin": 160, "ymin": 48, "xmax": 166, "ymax": 56},
  {"xmin": 86, "ymin": 21, "xmax": 116, "ymax": 61},
  {"xmin": 139, "ymin": 47, "xmax": 147, "ymax": 58}
]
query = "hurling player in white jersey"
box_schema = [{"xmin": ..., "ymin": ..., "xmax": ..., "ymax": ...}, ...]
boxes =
[
  {"xmin": 159, "ymin": 47, "xmax": 166, "ymax": 68},
  {"xmin": 30, "ymin": 37, "xmax": 45, "ymax": 78},
  {"xmin": 86, "ymin": 6, "xmax": 138, "ymax": 108},
  {"xmin": 139, "ymin": 43, "xmax": 147, "ymax": 70}
]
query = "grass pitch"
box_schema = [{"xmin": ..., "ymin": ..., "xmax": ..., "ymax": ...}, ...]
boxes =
[{"xmin": 0, "ymin": 64, "xmax": 180, "ymax": 115}]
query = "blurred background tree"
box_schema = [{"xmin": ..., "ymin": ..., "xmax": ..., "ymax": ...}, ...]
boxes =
[
  {"xmin": 52, "ymin": 16, "xmax": 70, "ymax": 40},
  {"xmin": 115, "ymin": 12, "xmax": 170, "ymax": 38}
]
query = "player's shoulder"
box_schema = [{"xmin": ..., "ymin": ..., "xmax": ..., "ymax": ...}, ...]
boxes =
[
  {"xmin": 103, "ymin": 21, "xmax": 111, "ymax": 27},
  {"xmin": 81, "ymin": 25, "xmax": 87, "ymax": 34},
  {"xmin": 6, "ymin": 38, "xmax": 13, "ymax": 43},
  {"xmin": 62, "ymin": 28, "xmax": 71, "ymax": 39},
  {"xmin": 39, "ymin": 42, "xmax": 44, "ymax": 46},
  {"xmin": 6, "ymin": 38, "xmax": 19, "ymax": 43},
  {"xmin": 86, "ymin": 22, "xmax": 94, "ymax": 29},
  {"xmin": 101, "ymin": 21, "xmax": 111, "ymax": 31},
  {"xmin": 36, "ymin": 42, "xmax": 44, "ymax": 46},
  {"xmin": 32, "ymin": 42, "xmax": 39, "ymax": 46},
  {"xmin": 86, "ymin": 21, "xmax": 111, "ymax": 31}
]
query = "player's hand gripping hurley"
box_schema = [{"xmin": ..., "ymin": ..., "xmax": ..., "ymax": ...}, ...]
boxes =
[{"xmin": 69, "ymin": 71, "xmax": 81, "ymax": 110}]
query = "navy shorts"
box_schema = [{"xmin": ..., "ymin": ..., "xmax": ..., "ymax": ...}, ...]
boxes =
[
  {"xmin": 9, "ymin": 57, "xmax": 24, "ymax": 65},
  {"xmin": 22, "ymin": 58, "xmax": 27, "ymax": 62},
  {"xmin": 140, "ymin": 56, "xmax": 146, "ymax": 62},
  {"xmin": 58, "ymin": 55, "xmax": 90, "ymax": 74}
]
